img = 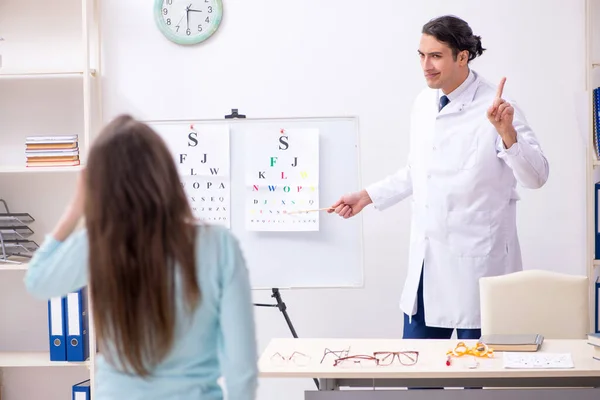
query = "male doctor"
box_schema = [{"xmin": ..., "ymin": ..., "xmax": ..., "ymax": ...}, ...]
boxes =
[{"xmin": 330, "ymin": 15, "xmax": 549, "ymax": 340}]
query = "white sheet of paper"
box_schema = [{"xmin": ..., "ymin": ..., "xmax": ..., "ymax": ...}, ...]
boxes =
[
  {"xmin": 244, "ymin": 128, "xmax": 319, "ymax": 232},
  {"xmin": 152, "ymin": 123, "xmax": 231, "ymax": 228},
  {"xmin": 502, "ymin": 352, "xmax": 574, "ymax": 369}
]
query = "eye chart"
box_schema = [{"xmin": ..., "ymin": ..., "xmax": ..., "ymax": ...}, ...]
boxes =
[
  {"xmin": 152, "ymin": 123, "xmax": 231, "ymax": 228},
  {"xmin": 244, "ymin": 128, "xmax": 319, "ymax": 232}
]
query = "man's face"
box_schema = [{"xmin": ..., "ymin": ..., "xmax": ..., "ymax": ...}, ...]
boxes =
[{"xmin": 418, "ymin": 34, "xmax": 466, "ymax": 92}]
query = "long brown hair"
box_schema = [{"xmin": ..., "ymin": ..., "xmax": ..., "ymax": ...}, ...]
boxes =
[{"xmin": 85, "ymin": 114, "xmax": 200, "ymax": 376}]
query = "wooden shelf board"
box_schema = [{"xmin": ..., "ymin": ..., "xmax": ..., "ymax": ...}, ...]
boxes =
[
  {"xmin": 0, "ymin": 352, "xmax": 89, "ymax": 367},
  {"xmin": 0, "ymin": 165, "xmax": 84, "ymax": 173},
  {"xmin": 0, "ymin": 262, "xmax": 28, "ymax": 271},
  {"xmin": 0, "ymin": 69, "xmax": 96, "ymax": 78}
]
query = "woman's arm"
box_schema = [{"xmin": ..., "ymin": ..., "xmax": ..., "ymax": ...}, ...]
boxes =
[{"xmin": 23, "ymin": 171, "xmax": 89, "ymax": 299}]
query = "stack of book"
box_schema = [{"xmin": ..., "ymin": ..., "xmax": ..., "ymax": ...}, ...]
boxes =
[{"xmin": 25, "ymin": 135, "xmax": 80, "ymax": 167}]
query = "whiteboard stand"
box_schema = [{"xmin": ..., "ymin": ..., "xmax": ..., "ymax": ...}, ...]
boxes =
[
  {"xmin": 254, "ymin": 288, "xmax": 319, "ymax": 390},
  {"xmin": 223, "ymin": 109, "xmax": 319, "ymax": 389}
]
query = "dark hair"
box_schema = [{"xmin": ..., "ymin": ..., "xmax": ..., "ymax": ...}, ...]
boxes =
[
  {"xmin": 422, "ymin": 15, "xmax": 485, "ymax": 62},
  {"xmin": 86, "ymin": 114, "xmax": 200, "ymax": 377}
]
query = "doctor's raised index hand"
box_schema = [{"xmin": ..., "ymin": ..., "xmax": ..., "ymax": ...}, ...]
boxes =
[
  {"xmin": 486, "ymin": 77, "xmax": 517, "ymax": 148},
  {"xmin": 328, "ymin": 189, "xmax": 373, "ymax": 219}
]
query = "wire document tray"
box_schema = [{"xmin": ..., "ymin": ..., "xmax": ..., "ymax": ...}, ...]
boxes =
[{"xmin": 0, "ymin": 199, "xmax": 38, "ymax": 264}]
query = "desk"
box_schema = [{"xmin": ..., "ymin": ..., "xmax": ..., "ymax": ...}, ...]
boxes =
[{"xmin": 259, "ymin": 338, "xmax": 600, "ymax": 399}]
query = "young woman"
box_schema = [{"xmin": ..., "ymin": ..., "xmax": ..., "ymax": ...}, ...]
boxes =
[{"xmin": 24, "ymin": 114, "xmax": 258, "ymax": 400}]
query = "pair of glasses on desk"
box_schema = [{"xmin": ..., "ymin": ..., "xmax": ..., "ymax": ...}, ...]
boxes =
[
  {"xmin": 332, "ymin": 351, "xmax": 419, "ymax": 367},
  {"xmin": 270, "ymin": 351, "xmax": 311, "ymax": 366}
]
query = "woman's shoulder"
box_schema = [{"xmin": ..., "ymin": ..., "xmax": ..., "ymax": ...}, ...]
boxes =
[
  {"xmin": 194, "ymin": 222, "xmax": 236, "ymax": 244},
  {"xmin": 194, "ymin": 223, "xmax": 243, "ymax": 260}
]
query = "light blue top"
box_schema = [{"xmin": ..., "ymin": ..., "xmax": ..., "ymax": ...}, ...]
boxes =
[{"xmin": 23, "ymin": 224, "xmax": 258, "ymax": 400}]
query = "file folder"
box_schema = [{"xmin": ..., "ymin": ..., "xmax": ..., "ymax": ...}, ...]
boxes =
[
  {"xmin": 595, "ymin": 182, "xmax": 600, "ymax": 260},
  {"xmin": 66, "ymin": 287, "xmax": 89, "ymax": 362},
  {"xmin": 596, "ymin": 277, "xmax": 600, "ymax": 334},
  {"xmin": 48, "ymin": 296, "xmax": 67, "ymax": 361},
  {"xmin": 72, "ymin": 379, "xmax": 90, "ymax": 400}
]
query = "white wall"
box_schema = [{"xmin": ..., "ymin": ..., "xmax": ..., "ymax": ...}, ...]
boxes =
[{"xmin": 97, "ymin": 0, "xmax": 586, "ymax": 399}]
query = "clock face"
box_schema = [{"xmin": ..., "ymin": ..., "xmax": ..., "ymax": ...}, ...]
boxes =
[{"xmin": 154, "ymin": 0, "xmax": 223, "ymax": 45}]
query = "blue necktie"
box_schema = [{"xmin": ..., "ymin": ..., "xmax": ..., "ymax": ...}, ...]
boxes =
[{"xmin": 439, "ymin": 95, "xmax": 450, "ymax": 111}]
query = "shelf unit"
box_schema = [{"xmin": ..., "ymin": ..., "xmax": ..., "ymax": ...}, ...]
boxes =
[
  {"xmin": 0, "ymin": 0, "xmax": 101, "ymax": 398},
  {"xmin": 586, "ymin": 0, "xmax": 600, "ymax": 333},
  {"xmin": 0, "ymin": 0, "xmax": 101, "ymax": 173}
]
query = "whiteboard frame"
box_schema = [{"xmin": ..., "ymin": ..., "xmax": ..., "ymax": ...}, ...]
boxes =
[{"xmin": 143, "ymin": 115, "xmax": 365, "ymax": 290}]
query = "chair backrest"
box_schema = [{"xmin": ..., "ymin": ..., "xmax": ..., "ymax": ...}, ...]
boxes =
[{"xmin": 479, "ymin": 270, "xmax": 589, "ymax": 339}]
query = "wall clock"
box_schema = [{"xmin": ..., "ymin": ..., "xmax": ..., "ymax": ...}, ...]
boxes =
[{"xmin": 154, "ymin": 0, "xmax": 223, "ymax": 45}]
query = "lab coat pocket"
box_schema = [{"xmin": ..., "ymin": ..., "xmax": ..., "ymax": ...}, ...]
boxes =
[
  {"xmin": 446, "ymin": 210, "xmax": 492, "ymax": 257},
  {"xmin": 440, "ymin": 131, "xmax": 479, "ymax": 170}
]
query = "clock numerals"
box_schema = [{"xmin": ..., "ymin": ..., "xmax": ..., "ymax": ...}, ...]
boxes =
[{"xmin": 156, "ymin": 0, "xmax": 221, "ymax": 44}]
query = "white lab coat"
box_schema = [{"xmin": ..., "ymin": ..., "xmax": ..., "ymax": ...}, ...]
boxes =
[{"xmin": 366, "ymin": 70, "xmax": 549, "ymax": 329}]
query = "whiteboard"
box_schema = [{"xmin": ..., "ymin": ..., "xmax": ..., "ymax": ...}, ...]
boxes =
[{"xmin": 145, "ymin": 116, "xmax": 363, "ymax": 289}]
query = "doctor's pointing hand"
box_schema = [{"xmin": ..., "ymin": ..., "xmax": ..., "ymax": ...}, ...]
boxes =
[
  {"xmin": 487, "ymin": 77, "xmax": 517, "ymax": 149},
  {"xmin": 329, "ymin": 15, "xmax": 549, "ymax": 340}
]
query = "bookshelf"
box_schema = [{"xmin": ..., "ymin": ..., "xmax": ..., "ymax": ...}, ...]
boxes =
[
  {"xmin": 0, "ymin": 0, "xmax": 101, "ymax": 398},
  {"xmin": 587, "ymin": 0, "xmax": 600, "ymax": 334}
]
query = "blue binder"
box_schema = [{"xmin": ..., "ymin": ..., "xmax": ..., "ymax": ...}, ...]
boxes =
[
  {"xmin": 66, "ymin": 287, "xmax": 89, "ymax": 362},
  {"xmin": 72, "ymin": 379, "xmax": 90, "ymax": 400},
  {"xmin": 48, "ymin": 296, "xmax": 67, "ymax": 361},
  {"xmin": 594, "ymin": 182, "xmax": 600, "ymax": 260},
  {"xmin": 596, "ymin": 277, "xmax": 600, "ymax": 334},
  {"xmin": 594, "ymin": 88, "xmax": 600, "ymax": 159}
]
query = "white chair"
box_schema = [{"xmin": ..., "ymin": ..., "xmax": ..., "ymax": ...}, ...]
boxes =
[{"xmin": 479, "ymin": 269, "xmax": 589, "ymax": 339}]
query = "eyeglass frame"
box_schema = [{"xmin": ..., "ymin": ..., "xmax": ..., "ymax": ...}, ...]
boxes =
[
  {"xmin": 320, "ymin": 347, "xmax": 351, "ymax": 364},
  {"xmin": 270, "ymin": 351, "xmax": 311, "ymax": 364},
  {"xmin": 333, "ymin": 350, "xmax": 419, "ymax": 367}
]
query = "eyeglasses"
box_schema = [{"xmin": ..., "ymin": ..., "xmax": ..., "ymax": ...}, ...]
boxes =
[
  {"xmin": 374, "ymin": 351, "xmax": 419, "ymax": 366},
  {"xmin": 270, "ymin": 351, "xmax": 311, "ymax": 366},
  {"xmin": 320, "ymin": 347, "xmax": 351, "ymax": 364},
  {"xmin": 333, "ymin": 351, "xmax": 419, "ymax": 367},
  {"xmin": 447, "ymin": 341, "xmax": 493, "ymax": 359}
]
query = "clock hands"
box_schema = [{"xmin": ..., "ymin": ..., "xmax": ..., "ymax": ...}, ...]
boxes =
[
  {"xmin": 186, "ymin": 3, "xmax": 192, "ymax": 30},
  {"xmin": 188, "ymin": 8, "xmax": 203, "ymax": 12}
]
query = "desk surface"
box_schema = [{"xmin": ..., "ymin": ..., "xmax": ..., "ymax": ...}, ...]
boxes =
[{"xmin": 259, "ymin": 338, "xmax": 600, "ymax": 379}]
